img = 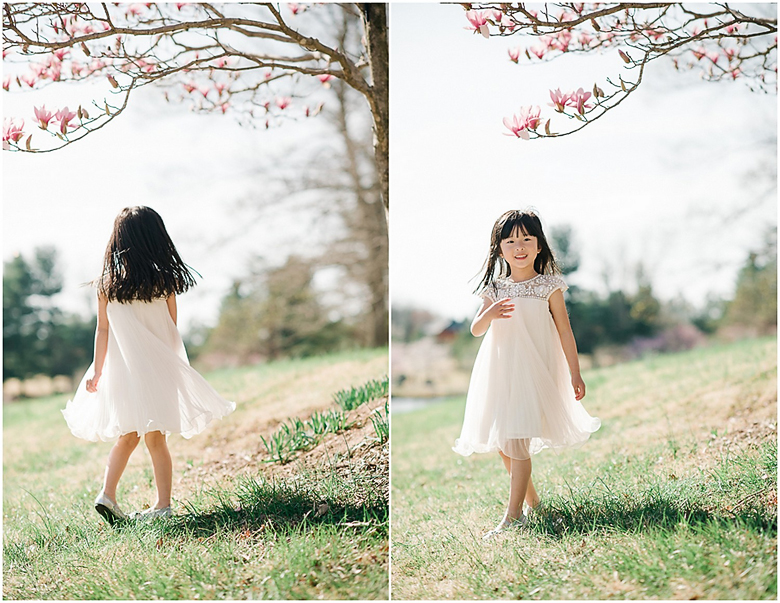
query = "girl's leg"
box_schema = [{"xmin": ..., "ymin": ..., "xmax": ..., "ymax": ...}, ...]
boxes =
[
  {"xmin": 500, "ymin": 449, "xmax": 540, "ymax": 509},
  {"xmin": 144, "ymin": 431, "xmax": 172, "ymax": 509},
  {"xmin": 103, "ymin": 432, "xmax": 141, "ymax": 501},
  {"xmin": 506, "ymin": 457, "xmax": 532, "ymax": 520}
]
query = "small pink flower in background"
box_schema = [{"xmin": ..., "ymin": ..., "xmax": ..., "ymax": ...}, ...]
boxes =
[
  {"xmin": 3, "ymin": 76, "xmax": 11, "ymax": 91},
  {"xmin": 34, "ymin": 105, "xmax": 54, "ymax": 129},
  {"xmin": 579, "ymin": 31, "xmax": 593, "ymax": 46},
  {"xmin": 199, "ymin": 86, "xmax": 210, "ymax": 98},
  {"xmin": 176, "ymin": 3, "xmax": 186, "ymax": 9},
  {"xmin": 465, "ymin": 10, "xmax": 490, "ymax": 38},
  {"xmin": 215, "ymin": 82, "xmax": 227, "ymax": 96},
  {"xmin": 318, "ymin": 74, "xmax": 335, "ymax": 84},
  {"xmin": 706, "ymin": 51, "xmax": 720, "ymax": 64},
  {"xmin": 275, "ymin": 96, "xmax": 291, "ymax": 110},
  {"xmin": 55, "ymin": 107, "xmax": 77, "ymax": 135},
  {"xmin": 530, "ymin": 44, "xmax": 546, "ymax": 59},
  {"xmin": 3, "ymin": 118, "xmax": 25, "ymax": 149},
  {"xmin": 551, "ymin": 30, "xmax": 572, "ymax": 52},
  {"xmin": 548, "ymin": 88, "xmax": 570, "ymax": 112},
  {"xmin": 21, "ymin": 74, "xmax": 37, "ymax": 88},
  {"xmin": 183, "ymin": 80, "xmax": 196, "ymax": 93},
  {"xmin": 725, "ymin": 23, "xmax": 738, "ymax": 34},
  {"xmin": 213, "ymin": 57, "xmax": 228, "ymax": 68},
  {"xmin": 508, "ymin": 47, "xmax": 521, "ymax": 63},
  {"xmin": 220, "ymin": 102, "xmax": 229, "ymax": 114},
  {"xmin": 264, "ymin": 71, "xmax": 273, "ymax": 80},
  {"xmin": 488, "ymin": 9, "xmax": 502, "ymax": 22},
  {"xmin": 731, "ymin": 68, "xmax": 741, "ymax": 79},
  {"xmin": 288, "ymin": 3, "xmax": 301, "ymax": 15},
  {"xmin": 692, "ymin": 46, "xmax": 706, "ymax": 60},
  {"xmin": 500, "ymin": 15, "xmax": 516, "ymax": 32},
  {"xmin": 503, "ymin": 106, "xmax": 541, "ymax": 140},
  {"xmin": 568, "ymin": 88, "xmax": 592, "ymax": 115},
  {"xmin": 725, "ymin": 47, "xmax": 737, "ymax": 62}
]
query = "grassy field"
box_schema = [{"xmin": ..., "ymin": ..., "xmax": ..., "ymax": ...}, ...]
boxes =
[
  {"xmin": 4, "ymin": 348, "xmax": 389, "ymax": 600},
  {"xmin": 391, "ymin": 337, "xmax": 777, "ymax": 599}
]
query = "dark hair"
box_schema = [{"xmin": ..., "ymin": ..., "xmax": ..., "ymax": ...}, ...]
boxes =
[
  {"xmin": 94, "ymin": 206, "xmax": 197, "ymax": 303},
  {"xmin": 475, "ymin": 210, "xmax": 559, "ymax": 294}
]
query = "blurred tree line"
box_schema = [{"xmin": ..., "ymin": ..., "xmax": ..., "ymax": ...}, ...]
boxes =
[
  {"xmin": 3, "ymin": 248, "xmax": 95, "ymax": 380},
  {"xmin": 395, "ymin": 225, "xmax": 777, "ymax": 368}
]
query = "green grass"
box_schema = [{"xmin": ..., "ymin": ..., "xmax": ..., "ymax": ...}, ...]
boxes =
[
  {"xmin": 391, "ymin": 338, "xmax": 777, "ymax": 599},
  {"xmin": 4, "ymin": 348, "xmax": 389, "ymax": 600},
  {"xmin": 333, "ymin": 375, "xmax": 389, "ymax": 411}
]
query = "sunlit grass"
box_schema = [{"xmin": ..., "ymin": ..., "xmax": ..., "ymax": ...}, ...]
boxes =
[
  {"xmin": 4, "ymin": 348, "xmax": 389, "ymax": 599},
  {"xmin": 391, "ymin": 338, "xmax": 777, "ymax": 600}
]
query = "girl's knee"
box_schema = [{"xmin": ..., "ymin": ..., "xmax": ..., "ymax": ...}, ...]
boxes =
[
  {"xmin": 118, "ymin": 432, "xmax": 141, "ymax": 447},
  {"xmin": 144, "ymin": 431, "xmax": 167, "ymax": 448}
]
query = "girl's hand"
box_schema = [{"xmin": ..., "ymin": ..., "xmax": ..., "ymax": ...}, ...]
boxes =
[
  {"xmin": 86, "ymin": 373, "xmax": 101, "ymax": 393},
  {"xmin": 571, "ymin": 374, "xmax": 586, "ymax": 400},
  {"xmin": 485, "ymin": 297, "xmax": 515, "ymax": 321}
]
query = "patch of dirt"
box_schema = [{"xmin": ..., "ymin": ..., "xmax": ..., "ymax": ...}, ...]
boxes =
[{"xmin": 176, "ymin": 396, "xmax": 389, "ymax": 497}]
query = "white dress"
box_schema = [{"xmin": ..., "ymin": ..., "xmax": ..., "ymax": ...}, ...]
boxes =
[
  {"xmin": 453, "ymin": 274, "xmax": 600, "ymax": 460},
  {"xmin": 62, "ymin": 298, "xmax": 236, "ymax": 442}
]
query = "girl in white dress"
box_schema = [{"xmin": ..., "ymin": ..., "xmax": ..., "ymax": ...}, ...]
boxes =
[
  {"xmin": 62, "ymin": 206, "xmax": 236, "ymax": 525},
  {"xmin": 453, "ymin": 210, "xmax": 600, "ymax": 537}
]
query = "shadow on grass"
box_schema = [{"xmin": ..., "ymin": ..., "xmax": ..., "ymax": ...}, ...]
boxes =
[
  {"xmin": 122, "ymin": 470, "xmax": 389, "ymax": 540},
  {"xmin": 530, "ymin": 483, "xmax": 777, "ymax": 538}
]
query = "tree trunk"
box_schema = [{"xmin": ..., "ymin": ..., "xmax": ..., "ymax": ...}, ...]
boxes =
[{"xmin": 360, "ymin": 3, "xmax": 389, "ymax": 220}]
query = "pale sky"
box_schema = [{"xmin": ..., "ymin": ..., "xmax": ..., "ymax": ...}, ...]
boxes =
[
  {"xmin": 390, "ymin": 3, "xmax": 777, "ymax": 321},
  {"xmin": 3, "ymin": 52, "xmax": 338, "ymax": 333}
]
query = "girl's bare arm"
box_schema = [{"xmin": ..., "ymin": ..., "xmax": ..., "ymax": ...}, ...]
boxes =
[
  {"xmin": 86, "ymin": 293, "xmax": 110, "ymax": 393},
  {"xmin": 471, "ymin": 296, "xmax": 515, "ymax": 337},
  {"xmin": 548, "ymin": 289, "xmax": 586, "ymax": 400},
  {"xmin": 166, "ymin": 294, "xmax": 177, "ymax": 326}
]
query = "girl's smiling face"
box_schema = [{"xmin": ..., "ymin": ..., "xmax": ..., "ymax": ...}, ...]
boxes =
[{"xmin": 499, "ymin": 227, "xmax": 541, "ymax": 276}]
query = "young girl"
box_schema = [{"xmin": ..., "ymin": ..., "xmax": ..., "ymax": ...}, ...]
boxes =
[
  {"xmin": 62, "ymin": 206, "xmax": 236, "ymax": 525},
  {"xmin": 453, "ymin": 210, "xmax": 600, "ymax": 538}
]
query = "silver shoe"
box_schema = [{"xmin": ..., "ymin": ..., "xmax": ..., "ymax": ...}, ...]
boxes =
[
  {"xmin": 482, "ymin": 513, "xmax": 527, "ymax": 540},
  {"xmin": 94, "ymin": 492, "xmax": 129, "ymax": 525},
  {"xmin": 132, "ymin": 506, "xmax": 173, "ymax": 521}
]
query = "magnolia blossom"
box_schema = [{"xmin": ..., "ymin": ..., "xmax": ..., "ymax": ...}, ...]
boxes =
[
  {"xmin": 34, "ymin": 105, "xmax": 54, "ymax": 129},
  {"xmin": 567, "ymin": 88, "xmax": 593, "ymax": 115},
  {"xmin": 3, "ymin": 118, "xmax": 25, "ymax": 149},
  {"xmin": 508, "ymin": 47, "xmax": 521, "ymax": 63},
  {"xmin": 275, "ymin": 96, "xmax": 291, "ymax": 110},
  {"xmin": 548, "ymin": 88, "xmax": 570, "ymax": 112},
  {"xmin": 465, "ymin": 10, "xmax": 490, "ymax": 38},
  {"xmin": 220, "ymin": 102, "xmax": 229, "ymax": 114},
  {"xmin": 503, "ymin": 106, "xmax": 541, "ymax": 139},
  {"xmin": 55, "ymin": 107, "xmax": 77, "ymax": 135},
  {"xmin": 318, "ymin": 74, "xmax": 334, "ymax": 84},
  {"xmin": 2, "ymin": 76, "xmax": 10, "ymax": 91}
]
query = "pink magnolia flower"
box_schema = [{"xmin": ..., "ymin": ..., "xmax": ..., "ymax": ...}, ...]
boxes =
[
  {"xmin": 3, "ymin": 118, "xmax": 25, "ymax": 148},
  {"xmin": 215, "ymin": 82, "xmax": 228, "ymax": 96},
  {"xmin": 579, "ymin": 31, "xmax": 593, "ymax": 47},
  {"xmin": 692, "ymin": 46, "xmax": 706, "ymax": 60},
  {"xmin": 34, "ymin": 105, "xmax": 54, "ymax": 129},
  {"xmin": 21, "ymin": 74, "xmax": 37, "ymax": 88},
  {"xmin": 176, "ymin": 3, "xmax": 186, "ymax": 9},
  {"xmin": 725, "ymin": 47, "xmax": 737, "ymax": 62},
  {"xmin": 706, "ymin": 51, "xmax": 720, "ymax": 64},
  {"xmin": 55, "ymin": 107, "xmax": 77, "ymax": 135},
  {"xmin": 488, "ymin": 9, "xmax": 502, "ymax": 22},
  {"xmin": 508, "ymin": 47, "xmax": 521, "ymax": 63},
  {"xmin": 500, "ymin": 15, "xmax": 516, "ymax": 32},
  {"xmin": 465, "ymin": 10, "xmax": 490, "ymax": 38},
  {"xmin": 551, "ymin": 30, "xmax": 572, "ymax": 52},
  {"xmin": 275, "ymin": 96, "xmax": 291, "ymax": 110},
  {"xmin": 199, "ymin": 86, "xmax": 210, "ymax": 98},
  {"xmin": 288, "ymin": 3, "xmax": 302, "ymax": 15},
  {"xmin": 548, "ymin": 88, "xmax": 570, "ymax": 112},
  {"xmin": 2, "ymin": 76, "xmax": 10, "ymax": 91},
  {"xmin": 725, "ymin": 23, "xmax": 739, "ymax": 34},
  {"xmin": 183, "ymin": 80, "xmax": 196, "ymax": 93},
  {"xmin": 503, "ymin": 106, "xmax": 541, "ymax": 140},
  {"xmin": 530, "ymin": 44, "xmax": 546, "ymax": 59},
  {"xmin": 220, "ymin": 102, "xmax": 229, "ymax": 114},
  {"xmin": 731, "ymin": 68, "xmax": 741, "ymax": 79},
  {"xmin": 318, "ymin": 73, "xmax": 335, "ymax": 84},
  {"xmin": 568, "ymin": 88, "xmax": 593, "ymax": 115}
]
